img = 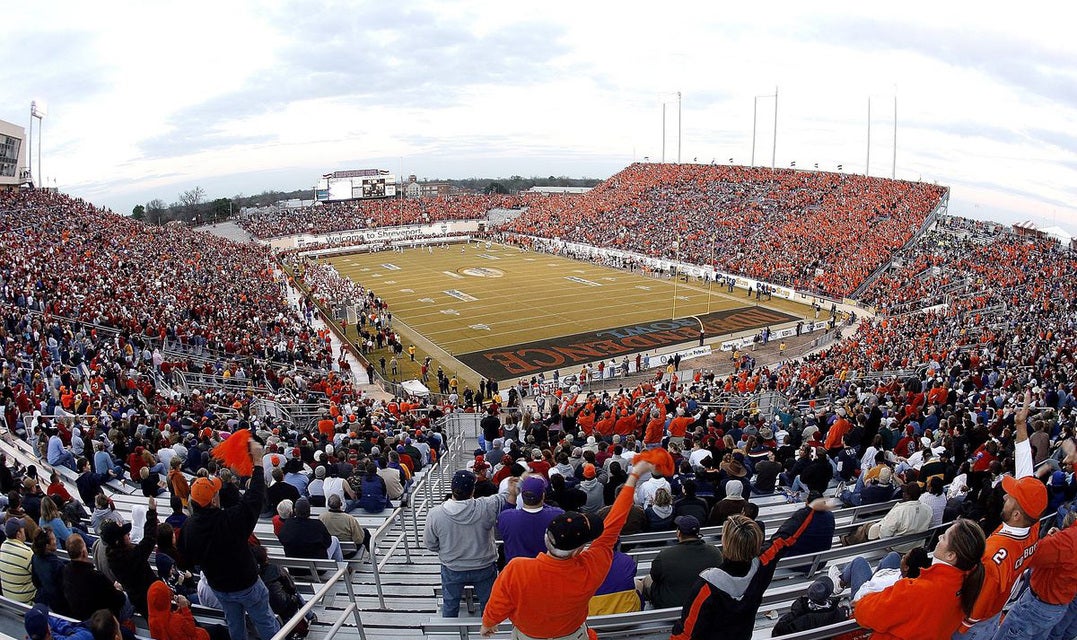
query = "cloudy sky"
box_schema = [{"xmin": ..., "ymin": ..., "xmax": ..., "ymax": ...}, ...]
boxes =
[{"xmin": 4, "ymin": 1, "xmax": 1076, "ymax": 233}]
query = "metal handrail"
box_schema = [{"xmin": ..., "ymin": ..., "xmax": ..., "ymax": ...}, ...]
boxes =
[{"xmin": 269, "ymin": 563, "xmax": 367, "ymax": 640}]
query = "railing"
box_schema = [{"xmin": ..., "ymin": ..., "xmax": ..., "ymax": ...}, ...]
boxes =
[
  {"xmin": 270, "ymin": 564, "xmax": 367, "ymax": 640},
  {"xmin": 268, "ymin": 412, "xmax": 463, "ymax": 638}
]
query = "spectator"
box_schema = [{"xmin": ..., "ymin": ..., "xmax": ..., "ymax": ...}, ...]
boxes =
[
  {"xmin": 672, "ymin": 480, "xmax": 708, "ymax": 525},
  {"xmin": 854, "ymin": 518, "xmax": 986, "ymax": 640},
  {"xmin": 37, "ymin": 496, "xmax": 74, "ymax": 549},
  {"xmin": 76, "ymin": 458, "xmax": 112, "ymax": 509},
  {"xmin": 0, "ymin": 517, "xmax": 36, "ymax": 602},
  {"xmin": 266, "ymin": 467, "xmax": 300, "ymax": 516},
  {"xmin": 638, "ymin": 515, "xmax": 723, "ymax": 610},
  {"xmin": 480, "ymin": 459, "xmax": 656, "ymax": 638},
  {"xmin": 23, "ymin": 603, "xmax": 93, "ymax": 640},
  {"xmin": 670, "ymin": 499, "xmax": 832, "ymax": 640},
  {"xmin": 146, "ymin": 580, "xmax": 222, "ymax": 640},
  {"xmin": 707, "ymin": 480, "xmax": 747, "ymax": 527},
  {"xmin": 577, "ymin": 463, "xmax": 605, "ymax": 513},
  {"xmin": 644, "ymin": 487, "xmax": 675, "ymax": 531},
  {"xmin": 425, "ymin": 470, "xmax": 518, "ymax": 618},
  {"xmin": 31, "ymin": 526, "xmax": 69, "ymax": 614},
  {"xmin": 62, "ymin": 534, "xmax": 129, "ymax": 623},
  {"xmin": 101, "ymin": 498, "xmax": 158, "ymax": 618},
  {"xmin": 319, "ymin": 494, "xmax": 371, "ymax": 557},
  {"xmin": 772, "ymin": 576, "xmax": 849, "ymax": 637},
  {"xmin": 177, "ymin": 438, "xmax": 281, "ymax": 640},
  {"xmin": 828, "ymin": 547, "xmax": 931, "ymax": 603},
  {"xmin": 957, "ymin": 394, "xmax": 1045, "ymax": 639},
  {"xmin": 356, "ymin": 461, "xmax": 392, "ymax": 514},
  {"xmin": 278, "ymin": 497, "xmax": 343, "ymax": 561},
  {"xmin": 588, "ymin": 551, "xmax": 641, "ymax": 616},
  {"xmin": 920, "ymin": 476, "xmax": 948, "ymax": 527},
  {"xmin": 47, "ymin": 428, "xmax": 77, "ymax": 472},
  {"xmin": 497, "ymin": 476, "xmax": 563, "ymax": 562},
  {"xmin": 272, "ymin": 499, "xmax": 293, "ymax": 538},
  {"xmin": 167, "ymin": 457, "xmax": 190, "ymax": 513},
  {"xmin": 840, "ymin": 483, "xmax": 933, "ymax": 546},
  {"xmin": 89, "ymin": 495, "xmax": 124, "ymax": 535},
  {"xmin": 990, "ymin": 508, "xmax": 1077, "ymax": 640}
]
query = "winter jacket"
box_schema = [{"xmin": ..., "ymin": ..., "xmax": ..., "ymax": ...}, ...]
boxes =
[
  {"xmin": 773, "ymin": 596, "xmax": 849, "ymax": 636},
  {"xmin": 147, "ymin": 580, "xmax": 210, "ymax": 640},
  {"xmin": 62, "ymin": 560, "xmax": 127, "ymax": 621},
  {"xmin": 671, "ymin": 507, "xmax": 817, "ymax": 640},
  {"xmin": 177, "ymin": 467, "xmax": 265, "ymax": 594},
  {"xmin": 106, "ymin": 508, "xmax": 159, "ymax": 617},
  {"xmin": 854, "ymin": 562, "xmax": 969, "ymax": 640},
  {"xmin": 278, "ymin": 516, "xmax": 332, "ymax": 559},
  {"xmin": 649, "ymin": 538, "xmax": 724, "ymax": 610},
  {"xmin": 32, "ymin": 551, "xmax": 69, "ymax": 614}
]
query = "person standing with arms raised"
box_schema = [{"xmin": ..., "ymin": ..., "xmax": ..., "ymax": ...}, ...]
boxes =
[
  {"xmin": 955, "ymin": 389, "xmax": 1047, "ymax": 639},
  {"xmin": 178, "ymin": 432, "xmax": 280, "ymax": 640}
]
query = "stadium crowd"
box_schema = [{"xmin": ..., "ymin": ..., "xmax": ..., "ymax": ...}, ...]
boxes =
[
  {"xmin": 502, "ymin": 163, "xmax": 947, "ymax": 298},
  {"xmin": 237, "ymin": 194, "xmax": 532, "ymax": 240},
  {"xmin": 2, "ymin": 179, "xmax": 1077, "ymax": 640}
]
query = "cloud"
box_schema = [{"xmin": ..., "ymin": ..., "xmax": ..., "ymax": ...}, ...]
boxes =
[
  {"xmin": 806, "ymin": 18, "xmax": 1077, "ymax": 106},
  {"xmin": 133, "ymin": 5, "xmax": 568, "ymax": 160}
]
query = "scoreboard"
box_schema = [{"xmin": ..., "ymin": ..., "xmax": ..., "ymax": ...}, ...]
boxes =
[{"xmin": 315, "ymin": 169, "xmax": 397, "ymax": 202}]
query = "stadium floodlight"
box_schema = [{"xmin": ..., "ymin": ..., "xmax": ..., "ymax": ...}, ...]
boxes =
[{"xmin": 28, "ymin": 99, "xmax": 47, "ymax": 188}]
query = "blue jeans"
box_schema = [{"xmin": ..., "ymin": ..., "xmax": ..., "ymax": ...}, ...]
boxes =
[
  {"xmin": 1047, "ymin": 597, "xmax": 1077, "ymax": 640},
  {"xmin": 993, "ymin": 588, "xmax": 1069, "ymax": 640},
  {"xmin": 212, "ymin": 578, "xmax": 281, "ymax": 640},
  {"xmin": 954, "ymin": 612, "xmax": 1001, "ymax": 640},
  {"xmin": 841, "ymin": 551, "xmax": 900, "ymax": 597},
  {"xmin": 440, "ymin": 564, "xmax": 497, "ymax": 618}
]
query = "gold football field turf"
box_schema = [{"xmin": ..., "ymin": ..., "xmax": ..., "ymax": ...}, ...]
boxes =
[{"xmin": 323, "ymin": 241, "xmax": 814, "ymax": 387}]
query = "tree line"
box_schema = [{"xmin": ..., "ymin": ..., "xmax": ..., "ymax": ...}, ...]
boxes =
[{"xmin": 131, "ymin": 176, "xmax": 602, "ymax": 225}]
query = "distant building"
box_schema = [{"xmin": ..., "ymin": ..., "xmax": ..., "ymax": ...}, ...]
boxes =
[
  {"xmin": 403, "ymin": 175, "xmax": 469, "ymax": 199},
  {"xmin": 1013, "ymin": 220, "xmax": 1072, "ymax": 247},
  {"xmin": 0, "ymin": 119, "xmax": 28, "ymax": 189}
]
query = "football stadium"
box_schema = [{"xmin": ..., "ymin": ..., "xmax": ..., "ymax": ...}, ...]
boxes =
[{"xmin": 2, "ymin": 157, "xmax": 1076, "ymax": 640}]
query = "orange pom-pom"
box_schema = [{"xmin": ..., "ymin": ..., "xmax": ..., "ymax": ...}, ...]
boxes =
[
  {"xmin": 635, "ymin": 448, "xmax": 675, "ymax": 477},
  {"xmin": 213, "ymin": 429, "xmax": 254, "ymax": 477}
]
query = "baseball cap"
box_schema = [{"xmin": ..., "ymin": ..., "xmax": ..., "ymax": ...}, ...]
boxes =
[
  {"xmin": 100, "ymin": 520, "xmax": 132, "ymax": 546},
  {"xmin": 807, "ymin": 576, "xmax": 834, "ymax": 604},
  {"xmin": 520, "ymin": 476, "xmax": 546, "ymax": 505},
  {"xmin": 1002, "ymin": 475, "xmax": 1047, "ymax": 518},
  {"xmin": 546, "ymin": 511, "xmax": 604, "ymax": 551},
  {"xmin": 451, "ymin": 470, "xmax": 476, "ymax": 497},
  {"xmin": 582, "ymin": 463, "xmax": 596, "ymax": 479},
  {"xmin": 190, "ymin": 476, "xmax": 223, "ymax": 508},
  {"xmin": 4, "ymin": 518, "xmax": 24, "ymax": 539},
  {"xmin": 24, "ymin": 604, "xmax": 49, "ymax": 640},
  {"xmin": 674, "ymin": 515, "xmax": 701, "ymax": 536}
]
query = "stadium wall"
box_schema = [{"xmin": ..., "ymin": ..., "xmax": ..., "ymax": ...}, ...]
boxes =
[{"xmin": 264, "ymin": 219, "xmax": 484, "ymax": 250}]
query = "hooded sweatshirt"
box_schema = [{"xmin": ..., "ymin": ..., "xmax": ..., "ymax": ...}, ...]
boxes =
[
  {"xmin": 90, "ymin": 507, "xmax": 124, "ymax": 535},
  {"xmin": 423, "ymin": 493, "xmax": 506, "ymax": 570},
  {"xmin": 148, "ymin": 580, "xmax": 210, "ymax": 640}
]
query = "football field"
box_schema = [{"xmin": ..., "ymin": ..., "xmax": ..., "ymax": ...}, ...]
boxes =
[{"xmin": 324, "ymin": 242, "xmax": 811, "ymax": 382}]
